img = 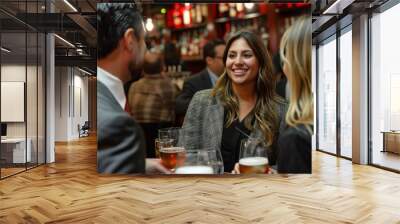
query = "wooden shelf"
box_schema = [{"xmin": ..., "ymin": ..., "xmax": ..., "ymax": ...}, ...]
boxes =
[
  {"xmin": 170, "ymin": 23, "xmax": 207, "ymax": 32},
  {"xmin": 215, "ymin": 13, "xmax": 266, "ymax": 23},
  {"xmin": 181, "ymin": 55, "xmax": 203, "ymax": 61}
]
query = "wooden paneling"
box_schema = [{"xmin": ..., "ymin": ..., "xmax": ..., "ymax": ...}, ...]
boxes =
[{"xmin": 0, "ymin": 135, "xmax": 400, "ymax": 223}]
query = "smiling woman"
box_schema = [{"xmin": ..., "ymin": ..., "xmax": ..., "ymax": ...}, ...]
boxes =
[{"xmin": 181, "ymin": 30, "xmax": 287, "ymax": 173}]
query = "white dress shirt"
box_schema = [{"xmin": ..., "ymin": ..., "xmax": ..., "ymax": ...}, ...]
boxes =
[
  {"xmin": 97, "ymin": 67, "xmax": 126, "ymax": 110},
  {"xmin": 207, "ymin": 67, "xmax": 218, "ymax": 87}
]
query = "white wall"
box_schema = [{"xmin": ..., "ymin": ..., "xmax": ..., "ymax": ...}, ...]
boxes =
[
  {"xmin": 54, "ymin": 67, "xmax": 89, "ymax": 141},
  {"xmin": 55, "ymin": 66, "xmax": 69, "ymax": 141}
]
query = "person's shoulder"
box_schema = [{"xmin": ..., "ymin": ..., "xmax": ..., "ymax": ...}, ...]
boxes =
[
  {"xmin": 99, "ymin": 109, "xmax": 137, "ymax": 133},
  {"xmin": 186, "ymin": 69, "xmax": 208, "ymax": 82},
  {"xmin": 191, "ymin": 89, "xmax": 216, "ymax": 105},
  {"xmin": 275, "ymin": 96, "xmax": 288, "ymax": 108},
  {"xmin": 274, "ymin": 97, "xmax": 288, "ymax": 115},
  {"xmin": 281, "ymin": 125, "xmax": 311, "ymax": 143},
  {"xmin": 193, "ymin": 89, "xmax": 213, "ymax": 99}
]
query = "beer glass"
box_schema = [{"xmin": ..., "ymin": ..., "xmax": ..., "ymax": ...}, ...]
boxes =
[
  {"xmin": 239, "ymin": 138, "xmax": 269, "ymax": 174},
  {"xmin": 158, "ymin": 127, "xmax": 181, "ymax": 146},
  {"xmin": 154, "ymin": 138, "xmax": 174, "ymax": 158},
  {"xmin": 174, "ymin": 148, "xmax": 223, "ymax": 174},
  {"xmin": 159, "ymin": 146, "xmax": 186, "ymax": 171}
]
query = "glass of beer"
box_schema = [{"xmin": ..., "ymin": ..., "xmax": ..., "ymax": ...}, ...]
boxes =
[
  {"xmin": 239, "ymin": 138, "xmax": 269, "ymax": 174},
  {"xmin": 154, "ymin": 138, "xmax": 174, "ymax": 158},
  {"xmin": 174, "ymin": 148, "xmax": 223, "ymax": 174},
  {"xmin": 158, "ymin": 127, "xmax": 182, "ymax": 146},
  {"xmin": 159, "ymin": 146, "xmax": 186, "ymax": 171}
]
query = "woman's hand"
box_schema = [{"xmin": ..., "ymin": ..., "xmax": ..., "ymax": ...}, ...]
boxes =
[
  {"xmin": 145, "ymin": 158, "xmax": 171, "ymax": 174},
  {"xmin": 231, "ymin": 163, "xmax": 240, "ymax": 174}
]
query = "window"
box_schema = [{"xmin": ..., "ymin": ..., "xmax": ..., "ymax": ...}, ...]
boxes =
[
  {"xmin": 371, "ymin": 3, "xmax": 400, "ymax": 171},
  {"xmin": 339, "ymin": 28, "xmax": 352, "ymax": 158},
  {"xmin": 317, "ymin": 36, "xmax": 337, "ymax": 154}
]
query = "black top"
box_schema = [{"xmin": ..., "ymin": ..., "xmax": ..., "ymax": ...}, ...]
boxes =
[
  {"xmin": 276, "ymin": 77, "xmax": 287, "ymax": 99},
  {"xmin": 277, "ymin": 124, "xmax": 312, "ymax": 174},
  {"xmin": 220, "ymin": 111, "xmax": 253, "ymax": 172}
]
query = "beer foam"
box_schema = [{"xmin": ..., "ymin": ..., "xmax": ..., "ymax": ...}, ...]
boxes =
[
  {"xmin": 239, "ymin": 157, "xmax": 268, "ymax": 166},
  {"xmin": 159, "ymin": 147, "xmax": 185, "ymax": 153},
  {"xmin": 175, "ymin": 166, "xmax": 214, "ymax": 174}
]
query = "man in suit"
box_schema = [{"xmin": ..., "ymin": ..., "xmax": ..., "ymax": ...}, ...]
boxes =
[
  {"xmin": 97, "ymin": 3, "xmax": 169, "ymax": 174},
  {"xmin": 175, "ymin": 39, "xmax": 226, "ymax": 116}
]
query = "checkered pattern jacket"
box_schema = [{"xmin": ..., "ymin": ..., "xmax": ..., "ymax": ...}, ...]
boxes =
[{"xmin": 128, "ymin": 74, "xmax": 178, "ymax": 123}]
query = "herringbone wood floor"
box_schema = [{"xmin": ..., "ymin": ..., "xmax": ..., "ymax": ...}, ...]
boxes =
[{"xmin": 1, "ymin": 135, "xmax": 400, "ymax": 223}]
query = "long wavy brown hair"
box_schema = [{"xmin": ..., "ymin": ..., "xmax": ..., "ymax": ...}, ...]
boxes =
[{"xmin": 212, "ymin": 31, "xmax": 283, "ymax": 146}]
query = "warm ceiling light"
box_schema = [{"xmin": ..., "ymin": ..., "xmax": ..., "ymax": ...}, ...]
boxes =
[
  {"xmin": 1, "ymin": 47, "xmax": 11, "ymax": 53},
  {"xmin": 244, "ymin": 3, "xmax": 254, "ymax": 10},
  {"xmin": 63, "ymin": 0, "xmax": 78, "ymax": 12},
  {"xmin": 145, "ymin": 18, "xmax": 154, "ymax": 32},
  {"xmin": 54, "ymin": 34, "xmax": 75, "ymax": 48}
]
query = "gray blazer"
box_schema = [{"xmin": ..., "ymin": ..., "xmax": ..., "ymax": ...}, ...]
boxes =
[
  {"xmin": 97, "ymin": 81, "xmax": 145, "ymax": 174},
  {"xmin": 181, "ymin": 89, "xmax": 287, "ymax": 165}
]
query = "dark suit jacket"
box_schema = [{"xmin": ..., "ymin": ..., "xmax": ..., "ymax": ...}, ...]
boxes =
[
  {"xmin": 277, "ymin": 124, "xmax": 312, "ymax": 173},
  {"xmin": 97, "ymin": 81, "xmax": 145, "ymax": 174},
  {"xmin": 175, "ymin": 69, "xmax": 213, "ymax": 116}
]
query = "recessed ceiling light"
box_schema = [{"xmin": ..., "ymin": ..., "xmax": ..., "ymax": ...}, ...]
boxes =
[
  {"xmin": 1, "ymin": 47, "xmax": 11, "ymax": 53},
  {"xmin": 63, "ymin": 0, "xmax": 78, "ymax": 12},
  {"xmin": 78, "ymin": 67, "xmax": 92, "ymax": 76},
  {"xmin": 54, "ymin": 34, "xmax": 75, "ymax": 48}
]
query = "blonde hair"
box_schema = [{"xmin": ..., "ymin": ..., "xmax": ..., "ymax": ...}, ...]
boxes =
[
  {"xmin": 280, "ymin": 16, "xmax": 313, "ymax": 134},
  {"xmin": 212, "ymin": 31, "xmax": 283, "ymax": 146}
]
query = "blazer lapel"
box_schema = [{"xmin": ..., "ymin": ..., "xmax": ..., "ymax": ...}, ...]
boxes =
[{"xmin": 206, "ymin": 99, "xmax": 224, "ymax": 149}]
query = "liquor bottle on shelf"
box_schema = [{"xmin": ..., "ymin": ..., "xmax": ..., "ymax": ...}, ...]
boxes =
[
  {"xmin": 219, "ymin": 3, "xmax": 229, "ymax": 18},
  {"xmin": 190, "ymin": 5, "xmax": 196, "ymax": 23},
  {"xmin": 192, "ymin": 30, "xmax": 200, "ymax": 56},
  {"xmin": 201, "ymin": 4, "xmax": 208, "ymax": 21},
  {"xmin": 229, "ymin": 3, "xmax": 237, "ymax": 18},
  {"xmin": 236, "ymin": 3, "xmax": 244, "ymax": 13},
  {"xmin": 180, "ymin": 33, "xmax": 188, "ymax": 56},
  {"xmin": 260, "ymin": 27, "xmax": 269, "ymax": 48},
  {"xmin": 196, "ymin": 4, "xmax": 202, "ymax": 23}
]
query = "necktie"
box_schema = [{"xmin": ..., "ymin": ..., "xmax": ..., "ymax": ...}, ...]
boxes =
[{"xmin": 124, "ymin": 101, "xmax": 131, "ymax": 115}]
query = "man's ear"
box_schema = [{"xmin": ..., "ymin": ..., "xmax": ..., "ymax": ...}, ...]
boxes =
[
  {"xmin": 205, "ymin": 56, "xmax": 213, "ymax": 65},
  {"xmin": 123, "ymin": 28, "xmax": 136, "ymax": 51}
]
